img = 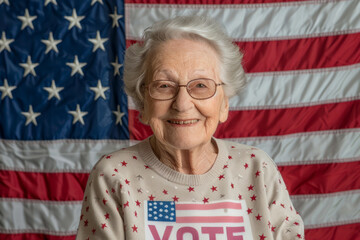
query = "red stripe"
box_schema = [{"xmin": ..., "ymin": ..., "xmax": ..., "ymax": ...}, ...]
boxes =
[
  {"xmin": 176, "ymin": 201, "xmax": 242, "ymax": 210},
  {"xmin": 126, "ymin": 32, "xmax": 360, "ymax": 73},
  {"xmin": 126, "ymin": 0, "xmax": 307, "ymax": 4},
  {"xmin": 305, "ymin": 222, "xmax": 360, "ymax": 240},
  {"xmin": 129, "ymin": 100, "xmax": 360, "ymax": 140},
  {"xmin": 279, "ymin": 161, "xmax": 360, "ymax": 195},
  {"xmin": 176, "ymin": 216, "xmax": 244, "ymax": 223},
  {"xmin": 0, "ymin": 233, "xmax": 75, "ymax": 240},
  {"xmin": 1, "ymin": 162, "xmax": 359, "ymax": 201},
  {"xmin": 0, "ymin": 170, "xmax": 88, "ymax": 201}
]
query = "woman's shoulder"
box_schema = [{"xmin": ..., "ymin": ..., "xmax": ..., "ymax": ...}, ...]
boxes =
[
  {"xmin": 216, "ymin": 138, "xmax": 278, "ymax": 169},
  {"xmin": 91, "ymin": 139, "xmax": 150, "ymax": 173}
]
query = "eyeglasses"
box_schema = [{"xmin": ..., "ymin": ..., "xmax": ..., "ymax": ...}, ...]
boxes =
[{"xmin": 145, "ymin": 78, "xmax": 224, "ymax": 101}]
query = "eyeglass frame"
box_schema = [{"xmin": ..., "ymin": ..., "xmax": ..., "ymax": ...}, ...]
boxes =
[{"xmin": 143, "ymin": 78, "xmax": 225, "ymax": 101}]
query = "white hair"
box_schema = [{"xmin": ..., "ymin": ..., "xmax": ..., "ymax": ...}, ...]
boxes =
[{"xmin": 123, "ymin": 15, "xmax": 246, "ymax": 110}]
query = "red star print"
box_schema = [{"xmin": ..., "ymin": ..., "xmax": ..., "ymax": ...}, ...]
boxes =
[
  {"xmin": 268, "ymin": 221, "xmax": 271, "ymax": 228},
  {"xmin": 223, "ymin": 164, "xmax": 228, "ymax": 169},
  {"xmin": 231, "ymin": 146, "xmax": 235, "ymax": 148},
  {"xmin": 256, "ymin": 214, "xmax": 262, "ymax": 221},
  {"xmin": 285, "ymin": 216, "xmax": 289, "ymax": 221},
  {"xmin": 271, "ymin": 226, "xmax": 276, "ymax": 232},
  {"xmin": 211, "ymin": 186, "xmax": 217, "ymax": 192},
  {"xmin": 80, "ymin": 214, "xmax": 84, "ymax": 220},
  {"xmin": 92, "ymin": 228, "xmax": 96, "ymax": 234},
  {"xmin": 101, "ymin": 223, "xmax": 107, "ymax": 229},
  {"xmin": 114, "ymin": 168, "xmax": 118, "ymax": 172},
  {"xmin": 251, "ymin": 194, "xmax": 257, "ymax": 201},
  {"xmin": 133, "ymin": 156, "xmax": 137, "ymax": 160},
  {"xmin": 280, "ymin": 203, "xmax": 285, "ymax": 208},
  {"xmin": 100, "ymin": 173, "xmax": 104, "ymax": 176},
  {"xmin": 251, "ymin": 154, "xmax": 255, "ymax": 158},
  {"xmin": 85, "ymin": 196, "xmax": 87, "ymax": 201},
  {"xmin": 135, "ymin": 200, "xmax": 141, "ymax": 207},
  {"xmin": 188, "ymin": 186, "xmax": 195, "ymax": 192},
  {"xmin": 238, "ymin": 194, "xmax": 242, "ymax": 200},
  {"xmin": 121, "ymin": 161, "xmax": 127, "ymax": 166},
  {"xmin": 248, "ymin": 185, "xmax": 254, "ymax": 191},
  {"xmin": 244, "ymin": 163, "xmax": 249, "ymax": 169},
  {"xmin": 294, "ymin": 222, "xmax": 299, "ymax": 226},
  {"xmin": 86, "ymin": 206, "xmax": 89, "ymax": 212},
  {"xmin": 163, "ymin": 189, "xmax": 168, "ymax": 195},
  {"xmin": 111, "ymin": 188, "xmax": 115, "ymax": 193},
  {"xmin": 247, "ymin": 208, "xmax": 253, "ymax": 214},
  {"xmin": 297, "ymin": 234, "xmax": 302, "ymax": 239},
  {"xmin": 255, "ymin": 170, "xmax": 261, "ymax": 177},
  {"xmin": 272, "ymin": 200, "xmax": 276, "ymax": 205},
  {"xmin": 259, "ymin": 234, "xmax": 266, "ymax": 240},
  {"xmin": 106, "ymin": 190, "xmax": 109, "ymax": 194},
  {"xmin": 173, "ymin": 196, "xmax": 179, "ymax": 202},
  {"xmin": 203, "ymin": 197, "xmax": 209, "ymax": 203},
  {"xmin": 148, "ymin": 195, "xmax": 155, "ymax": 201},
  {"xmin": 132, "ymin": 224, "xmax": 138, "ymax": 232},
  {"xmin": 134, "ymin": 211, "xmax": 138, "ymax": 217},
  {"xmin": 218, "ymin": 174, "xmax": 225, "ymax": 180},
  {"xmin": 123, "ymin": 201, "xmax": 129, "ymax": 208},
  {"xmin": 106, "ymin": 155, "xmax": 112, "ymax": 159},
  {"xmin": 120, "ymin": 183, "xmax": 123, "ymax": 189},
  {"xmin": 228, "ymin": 155, "xmax": 232, "ymax": 159},
  {"xmin": 231, "ymin": 183, "xmax": 234, "ymax": 188},
  {"xmin": 125, "ymin": 179, "xmax": 130, "ymax": 185},
  {"xmin": 103, "ymin": 198, "xmax": 107, "ymax": 205},
  {"xmin": 84, "ymin": 219, "xmax": 89, "ymax": 226},
  {"xmin": 144, "ymin": 165, "xmax": 150, "ymax": 169},
  {"xmin": 104, "ymin": 213, "xmax": 110, "ymax": 219}
]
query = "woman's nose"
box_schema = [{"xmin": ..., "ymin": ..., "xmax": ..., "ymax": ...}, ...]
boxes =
[{"xmin": 171, "ymin": 86, "xmax": 194, "ymax": 111}]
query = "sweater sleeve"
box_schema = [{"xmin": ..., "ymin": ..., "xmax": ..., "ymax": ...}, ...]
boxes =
[
  {"xmin": 264, "ymin": 156, "xmax": 305, "ymax": 239},
  {"xmin": 76, "ymin": 158, "xmax": 125, "ymax": 240}
]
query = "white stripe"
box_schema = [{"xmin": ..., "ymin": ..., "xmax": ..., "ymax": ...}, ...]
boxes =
[
  {"xmin": 125, "ymin": 1, "xmax": 360, "ymax": 41},
  {"xmin": 291, "ymin": 190, "xmax": 360, "ymax": 228},
  {"xmin": 1, "ymin": 130, "xmax": 359, "ymax": 171},
  {"xmin": 229, "ymin": 129, "xmax": 360, "ymax": 165},
  {"xmin": 0, "ymin": 199, "xmax": 81, "ymax": 235},
  {"xmin": 229, "ymin": 64, "xmax": 360, "ymax": 110},
  {"xmin": 128, "ymin": 64, "xmax": 360, "ymax": 110},
  {"xmin": 176, "ymin": 209, "xmax": 243, "ymax": 217},
  {"xmin": 1, "ymin": 192, "xmax": 359, "ymax": 233},
  {"xmin": 0, "ymin": 139, "xmax": 129, "ymax": 172}
]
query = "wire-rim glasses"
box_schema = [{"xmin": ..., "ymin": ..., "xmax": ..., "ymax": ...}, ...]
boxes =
[{"xmin": 145, "ymin": 78, "xmax": 225, "ymax": 101}]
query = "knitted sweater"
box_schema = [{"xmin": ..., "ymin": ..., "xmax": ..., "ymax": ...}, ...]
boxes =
[{"xmin": 76, "ymin": 138, "xmax": 304, "ymax": 240}]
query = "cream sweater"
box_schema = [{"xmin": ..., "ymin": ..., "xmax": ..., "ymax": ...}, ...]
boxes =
[{"xmin": 76, "ymin": 138, "xmax": 304, "ymax": 239}]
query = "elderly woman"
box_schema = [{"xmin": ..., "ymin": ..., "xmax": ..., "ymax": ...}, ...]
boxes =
[{"xmin": 76, "ymin": 16, "xmax": 304, "ymax": 239}]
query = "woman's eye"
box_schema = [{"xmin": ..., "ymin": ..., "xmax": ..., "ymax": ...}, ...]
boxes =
[
  {"xmin": 159, "ymin": 84, "xmax": 170, "ymax": 88},
  {"xmin": 195, "ymin": 83, "xmax": 207, "ymax": 88}
]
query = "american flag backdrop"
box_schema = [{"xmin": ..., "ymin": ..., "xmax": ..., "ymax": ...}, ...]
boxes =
[{"xmin": 0, "ymin": 0, "xmax": 359, "ymax": 239}]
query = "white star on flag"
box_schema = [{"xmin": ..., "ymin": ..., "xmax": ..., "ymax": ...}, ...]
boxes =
[
  {"xmin": 68, "ymin": 104, "xmax": 88, "ymax": 125},
  {"xmin": 44, "ymin": 0, "xmax": 57, "ymax": 6},
  {"xmin": 0, "ymin": 79, "xmax": 17, "ymax": 100},
  {"xmin": 66, "ymin": 55, "xmax": 86, "ymax": 76},
  {"xmin": 64, "ymin": 9, "xmax": 85, "ymax": 30},
  {"xmin": 111, "ymin": 56, "xmax": 122, "ymax": 76},
  {"xmin": 88, "ymin": 31, "xmax": 108, "ymax": 52},
  {"xmin": 0, "ymin": 0, "xmax": 10, "ymax": 6},
  {"xmin": 90, "ymin": 80, "xmax": 109, "ymax": 100},
  {"xmin": 17, "ymin": 9, "xmax": 37, "ymax": 30},
  {"xmin": 43, "ymin": 80, "xmax": 64, "ymax": 100},
  {"xmin": 19, "ymin": 56, "xmax": 39, "ymax": 77},
  {"xmin": 91, "ymin": 0, "xmax": 103, "ymax": 5},
  {"xmin": 0, "ymin": 31, "xmax": 14, "ymax": 52},
  {"xmin": 41, "ymin": 32, "xmax": 62, "ymax": 54},
  {"xmin": 109, "ymin": 7, "xmax": 123, "ymax": 28},
  {"xmin": 21, "ymin": 105, "xmax": 41, "ymax": 126},
  {"xmin": 112, "ymin": 105, "xmax": 125, "ymax": 126}
]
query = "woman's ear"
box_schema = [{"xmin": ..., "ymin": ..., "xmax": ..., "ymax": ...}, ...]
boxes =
[{"xmin": 219, "ymin": 96, "xmax": 229, "ymax": 123}]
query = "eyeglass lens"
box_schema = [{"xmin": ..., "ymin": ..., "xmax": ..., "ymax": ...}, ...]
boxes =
[{"xmin": 149, "ymin": 79, "xmax": 218, "ymax": 100}]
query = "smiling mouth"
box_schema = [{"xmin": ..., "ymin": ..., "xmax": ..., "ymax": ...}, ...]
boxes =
[{"xmin": 167, "ymin": 119, "xmax": 199, "ymax": 125}]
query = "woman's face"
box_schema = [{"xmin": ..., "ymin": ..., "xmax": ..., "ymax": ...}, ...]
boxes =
[{"xmin": 142, "ymin": 38, "xmax": 229, "ymax": 150}]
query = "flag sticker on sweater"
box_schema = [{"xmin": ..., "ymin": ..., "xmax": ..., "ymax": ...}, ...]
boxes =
[{"xmin": 144, "ymin": 200, "xmax": 253, "ymax": 239}]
